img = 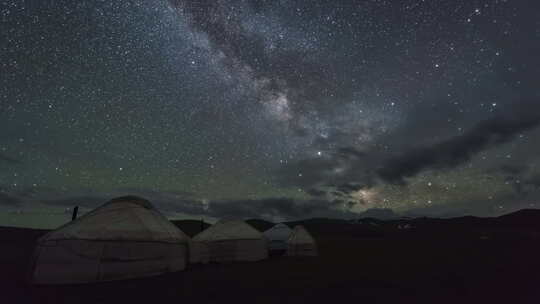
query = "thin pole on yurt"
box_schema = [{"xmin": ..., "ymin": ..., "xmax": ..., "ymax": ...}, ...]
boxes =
[{"xmin": 71, "ymin": 206, "xmax": 79, "ymax": 221}]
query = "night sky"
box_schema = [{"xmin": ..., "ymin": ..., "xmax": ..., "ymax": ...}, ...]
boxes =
[{"xmin": 1, "ymin": 0, "xmax": 539, "ymax": 227}]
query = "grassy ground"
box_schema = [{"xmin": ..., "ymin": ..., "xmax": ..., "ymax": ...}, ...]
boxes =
[{"xmin": 1, "ymin": 225, "xmax": 540, "ymax": 303}]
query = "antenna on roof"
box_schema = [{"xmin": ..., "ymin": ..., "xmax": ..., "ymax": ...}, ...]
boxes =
[{"xmin": 71, "ymin": 206, "xmax": 79, "ymax": 221}]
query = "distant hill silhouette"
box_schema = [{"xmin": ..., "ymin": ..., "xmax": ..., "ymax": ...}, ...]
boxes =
[
  {"xmin": 496, "ymin": 209, "xmax": 540, "ymax": 230},
  {"xmin": 245, "ymin": 219, "xmax": 274, "ymax": 232},
  {"xmin": 498, "ymin": 208, "xmax": 540, "ymax": 219},
  {"xmin": 356, "ymin": 208, "xmax": 399, "ymax": 220}
]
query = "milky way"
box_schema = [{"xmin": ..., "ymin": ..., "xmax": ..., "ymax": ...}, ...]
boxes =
[{"xmin": 1, "ymin": 0, "xmax": 539, "ymax": 226}]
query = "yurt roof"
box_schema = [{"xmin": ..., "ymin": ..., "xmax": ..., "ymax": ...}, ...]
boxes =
[
  {"xmin": 192, "ymin": 220, "xmax": 263, "ymax": 242},
  {"xmin": 38, "ymin": 196, "xmax": 190, "ymax": 244},
  {"xmin": 263, "ymin": 223, "xmax": 292, "ymax": 240},
  {"xmin": 288, "ymin": 225, "xmax": 316, "ymax": 244}
]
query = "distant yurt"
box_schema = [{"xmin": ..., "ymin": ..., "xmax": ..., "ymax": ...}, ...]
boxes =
[
  {"xmin": 190, "ymin": 220, "xmax": 268, "ymax": 264},
  {"xmin": 29, "ymin": 196, "xmax": 190, "ymax": 285},
  {"xmin": 264, "ymin": 223, "xmax": 292, "ymax": 252},
  {"xmin": 287, "ymin": 225, "xmax": 318, "ymax": 257}
]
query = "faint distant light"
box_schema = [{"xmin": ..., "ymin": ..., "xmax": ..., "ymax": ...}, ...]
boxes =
[
  {"xmin": 495, "ymin": 51, "xmax": 500, "ymax": 56},
  {"xmin": 505, "ymin": 154, "xmax": 511, "ymax": 159},
  {"xmin": 390, "ymin": 102, "xmax": 395, "ymax": 106},
  {"xmin": 434, "ymin": 63, "xmax": 439, "ymax": 68},
  {"xmin": 427, "ymin": 200, "xmax": 432, "ymax": 204},
  {"xmin": 191, "ymin": 60, "xmax": 196, "ymax": 65},
  {"xmin": 298, "ymin": 173, "xmax": 303, "ymax": 177},
  {"xmin": 427, "ymin": 182, "xmax": 432, "ymax": 187},
  {"xmin": 317, "ymin": 151, "xmax": 322, "ymax": 156},
  {"xmin": 491, "ymin": 102, "xmax": 497, "ymax": 107},
  {"xmin": 119, "ymin": 167, "xmax": 123, "ymax": 171}
]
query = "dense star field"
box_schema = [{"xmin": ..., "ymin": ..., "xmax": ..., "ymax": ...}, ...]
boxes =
[{"xmin": 0, "ymin": 0, "xmax": 539, "ymax": 227}]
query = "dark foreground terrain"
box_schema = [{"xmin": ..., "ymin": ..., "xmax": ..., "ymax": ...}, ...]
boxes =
[{"xmin": 2, "ymin": 211, "xmax": 540, "ymax": 304}]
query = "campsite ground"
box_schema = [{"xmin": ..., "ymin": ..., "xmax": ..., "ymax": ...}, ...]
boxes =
[{"xmin": 2, "ymin": 216, "xmax": 540, "ymax": 304}]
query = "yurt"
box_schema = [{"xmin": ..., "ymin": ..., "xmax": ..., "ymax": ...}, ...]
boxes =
[
  {"xmin": 190, "ymin": 220, "xmax": 268, "ymax": 264},
  {"xmin": 263, "ymin": 223, "xmax": 292, "ymax": 252},
  {"xmin": 29, "ymin": 196, "xmax": 190, "ymax": 285},
  {"xmin": 286, "ymin": 225, "xmax": 318, "ymax": 257}
]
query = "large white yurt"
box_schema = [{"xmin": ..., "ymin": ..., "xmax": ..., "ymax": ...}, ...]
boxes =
[
  {"xmin": 286, "ymin": 225, "xmax": 318, "ymax": 257},
  {"xmin": 190, "ymin": 220, "xmax": 268, "ymax": 264},
  {"xmin": 29, "ymin": 196, "xmax": 190, "ymax": 285},
  {"xmin": 263, "ymin": 223, "xmax": 292, "ymax": 251}
]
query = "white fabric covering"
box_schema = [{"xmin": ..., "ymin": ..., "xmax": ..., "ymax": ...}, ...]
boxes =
[
  {"xmin": 29, "ymin": 196, "xmax": 190, "ymax": 284},
  {"xmin": 263, "ymin": 223, "xmax": 292, "ymax": 251},
  {"xmin": 286, "ymin": 225, "xmax": 318, "ymax": 256},
  {"xmin": 190, "ymin": 220, "xmax": 268, "ymax": 263}
]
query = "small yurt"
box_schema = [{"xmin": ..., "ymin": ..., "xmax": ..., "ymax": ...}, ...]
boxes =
[
  {"xmin": 190, "ymin": 220, "xmax": 267, "ymax": 264},
  {"xmin": 287, "ymin": 225, "xmax": 318, "ymax": 257},
  {"xmin": 29, "ymin": 196, "xmax": 190, "ymax": 284},
  {"xmin": 263, "ymin": 223, "xmax": 292, "ymax": 252}
]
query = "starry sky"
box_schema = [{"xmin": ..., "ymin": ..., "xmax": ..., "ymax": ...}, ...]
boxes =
[{"xmin": 1, "ymin": 0, "xmax": 539, "ymax": 227}]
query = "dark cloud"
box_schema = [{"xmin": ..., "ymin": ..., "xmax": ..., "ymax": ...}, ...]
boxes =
[
  {"xmin": 13, "ymin": 186, "xmax": 67, "ymax": 199},
  {"xmin": 110, "ymin": 189, "xmax": 204, "ymax": 214},
  {"xmin": 0, "ymin": 153, "xmax": 21, "ymax": 165},
  {"xmin": 306, "ymin": 188, "xmax": 327, "ymax": 197},
  {"xmin": 0, "ymin": 192, "xmax": 22, "ymax": 206},
  {"xmin": 277, "ymin": 157, "xmax": 340, "ymax": 188},
  {"xmin": 497, "ymin": 164, "xmax": 529, "ymax": 176},
  {"xmin": 378, "ymin": 100, "xmax": 540, "ymax": 184},
  {"xmin": 336, "ymin": 182, "xmax": 366, "ymax": 194},
  {"xmin": 207, "ymin": 197, "xmax": 355, "ymax": 220},
  {"xmin": 2, "ymin": 186, "xmax": 353, "ymax": 220},
  {"xmin": 524, "ymin": 175, "xmax": 540, "ymax": 187},
  {"xmin": 40, "ymin": 196, "xmax": 104, "ymax": 209},
  {"xmin": 280, "ymin": 99, "xmax": 540, "ymax": 193},
  {"xmin": 336, "ymin": 147, "xmax": 367, "ymax": 160},
  {"xmin": 402, "ymin": 190, "xmax": 540, "ymax": 219},
  {"xmin": 37, "ymin": 190, "xmax": 205, "ymax": 215}
]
